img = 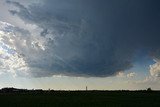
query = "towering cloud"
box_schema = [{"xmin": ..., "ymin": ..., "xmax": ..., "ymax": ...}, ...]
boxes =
[{"xmin": 3, "ymin": 0, "xmax": 160, "ymax": 77}]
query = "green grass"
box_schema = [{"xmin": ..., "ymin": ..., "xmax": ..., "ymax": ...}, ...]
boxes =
[{"xmin": 0, "ymin": 91, "xmax": 160, "ymax": 107}]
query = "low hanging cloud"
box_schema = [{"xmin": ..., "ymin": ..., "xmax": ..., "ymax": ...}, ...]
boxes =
[
  {"xmin": 127, "ymin": 72, "xmax": 136, "ymax": 78},
  {"xmin": 3, "ymin": 0, "xmax": 160, "ymax": 77},
  {"xmin": 116, "ymin": 72, "xmax": 136, "ymax": 78},
  {"xmin": 149, "ymin": 50, "xmax": 160, "ymax": 77},
  {"xmin": 150, "ymin": 60, "xmax": 160, "ymax": 77}
]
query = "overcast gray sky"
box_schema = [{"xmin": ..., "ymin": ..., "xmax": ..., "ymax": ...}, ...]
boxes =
[{"xmin": 0, "ymin": 0, "xmax": 160, "ymax": 90}]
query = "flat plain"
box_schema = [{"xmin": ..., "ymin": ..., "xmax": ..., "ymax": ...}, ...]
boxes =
[{"xmin": 0, "ymin": 90, "xmax": 159, "ymax": 107}]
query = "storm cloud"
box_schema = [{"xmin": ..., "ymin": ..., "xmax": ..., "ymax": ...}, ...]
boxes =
[{"xmin": 4, "ymin": 0, "xmax": 160, "ymax": 77}]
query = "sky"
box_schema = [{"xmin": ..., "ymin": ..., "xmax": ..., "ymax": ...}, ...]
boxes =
[{"xmin": 0, "ymin": 0, "xmax": 160, "ymax": 90}]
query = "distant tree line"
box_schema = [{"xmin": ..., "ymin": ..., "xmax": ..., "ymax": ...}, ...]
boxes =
[{"xmin": 0, "ymin": 87, "xmax": 154, "ymax": 94}]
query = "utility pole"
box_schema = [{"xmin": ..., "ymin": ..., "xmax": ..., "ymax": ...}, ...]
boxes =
[{"xmin": 86, "ymin": 86, "xmax": 88, "ymax": 91}]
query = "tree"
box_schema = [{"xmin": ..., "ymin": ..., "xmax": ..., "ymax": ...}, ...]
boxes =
[{"xmin": 147, "ymin": 87, "xmax": 152, "ymax": 91}]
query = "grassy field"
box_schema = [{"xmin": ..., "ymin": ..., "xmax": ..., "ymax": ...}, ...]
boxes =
[{"xmin": 0, "ymin": 91, "xmax": 160, "ymax": 107}]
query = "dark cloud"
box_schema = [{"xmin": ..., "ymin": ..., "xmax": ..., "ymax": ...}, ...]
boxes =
[{"xmin": 6, "ymin": 0, "xmax": 160, "ymax": 77}]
